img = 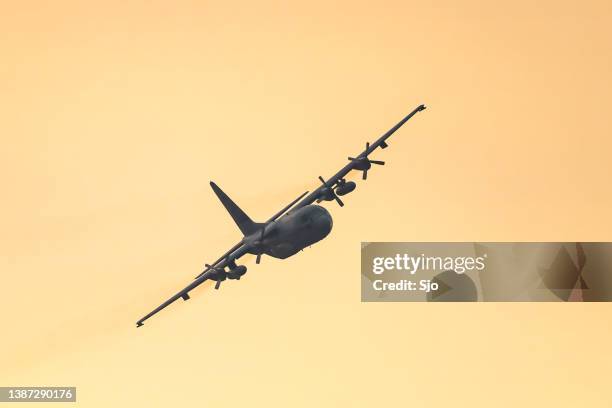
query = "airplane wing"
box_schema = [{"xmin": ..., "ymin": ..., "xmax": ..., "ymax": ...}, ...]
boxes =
[
  {"xmin": 135, "ymin": 242, "xmax": 245, "ymax": 327},
  {"xmin": 288, "ymin": 104, "xmax": 426, "ymax": 211},
  {"xmin": 136, "ymin": 190, "xmax": 309, "ymax": 327}
]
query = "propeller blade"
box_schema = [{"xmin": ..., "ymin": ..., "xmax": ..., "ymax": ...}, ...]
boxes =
[
  {"xmin": 348, "ymin": 157, "xmax": 357, "ymax": 161},
  {"xmin": 366, "ymin": 142, "xmax": 370, "ymax": 151},
  {"xmin": 215, "ymin": 281, "xmax": 221, "ymax": 290},
  {"xmin": 370, "ymin": 160, "xmax": 385, "ymax": 165},
  {"xmin": 256, "ymin": 253, "xmax": 262, "ymax": 264},
  {"xmin": 317, "ymin": 175, "xmax": 343, "ymax": 207},
  {"xmin": 363, "ymin": 170, "xmax": 368, "ymax": 180}
]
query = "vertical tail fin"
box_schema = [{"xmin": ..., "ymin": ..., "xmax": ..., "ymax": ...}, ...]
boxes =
[{"xmin": 209, "ymin": 182, "xmax": 260, "ymax": 236}]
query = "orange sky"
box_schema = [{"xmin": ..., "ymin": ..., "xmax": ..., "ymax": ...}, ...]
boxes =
[{"xmin": 1, "ymin": 1, "xmax": 612, "ymax": 407}]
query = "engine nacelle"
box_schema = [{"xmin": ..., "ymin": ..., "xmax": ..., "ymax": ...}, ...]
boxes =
[
  {"xmin": 335, "ymin": 181, "xmax": 356, "ymax": 196},
  {"xmin": 227, "ymin": 265, "xmax": 247, "ymax": 280},
  {"xmin": 208, "ymin": 268, "xmax": 227, "ymax": 282}
]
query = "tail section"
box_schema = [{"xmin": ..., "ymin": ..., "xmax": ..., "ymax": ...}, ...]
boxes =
[{"xmin": 210, "ymin": 181, "xmax": 260, "ymax": 236}]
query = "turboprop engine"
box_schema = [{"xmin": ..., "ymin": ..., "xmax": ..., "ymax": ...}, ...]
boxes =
[
  {"xmin": 227, "ymin": 265, "xmax": 247, "ymax": 280},
  {"xmin": 335, "ymin": 180, "xmax": 356, "ymax": 196}
]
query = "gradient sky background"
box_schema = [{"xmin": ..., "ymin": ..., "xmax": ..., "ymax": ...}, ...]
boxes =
[{"xmin": 2, "ymin": 0, "xmax": 612, "ymax": 406}]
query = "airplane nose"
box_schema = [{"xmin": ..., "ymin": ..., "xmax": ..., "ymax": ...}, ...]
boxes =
[{"xmin": 314, "ymin": 211, "xmax": 333, "ymax": 235}]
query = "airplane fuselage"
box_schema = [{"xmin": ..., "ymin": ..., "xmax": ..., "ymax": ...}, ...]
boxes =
[{"xmin": 246, "ymin": 205, "xmax": 333, "ymax": 259}]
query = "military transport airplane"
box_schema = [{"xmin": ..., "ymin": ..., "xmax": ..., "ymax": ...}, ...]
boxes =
[{"xmin": 136, "ymin": 104, "xmax": 426, "ymax": 327}]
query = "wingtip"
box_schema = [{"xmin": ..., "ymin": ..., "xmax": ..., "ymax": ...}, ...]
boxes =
[
  {"xmin": 210, "ymin": 181, "xmax": 221, "ymax": 193},
  {"xmin": 418, "ymin": 104, "xmax": 427, "ymax": 111},
  {"xmin": 136, "ymin": 322, "xmax": 143, "ymax": 328}
]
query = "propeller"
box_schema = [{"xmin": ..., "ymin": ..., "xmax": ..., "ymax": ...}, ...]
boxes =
[
  {"xmin": 205, "ymin": 263, "xmax": 226, "ymax": 290},
  {"xmin": 316, "ymin": 176, "xmax": 344, "ymax": 207},
  {"xmin": 348, "ymin": 142, "xmax": 385, "ymax": 180}
]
